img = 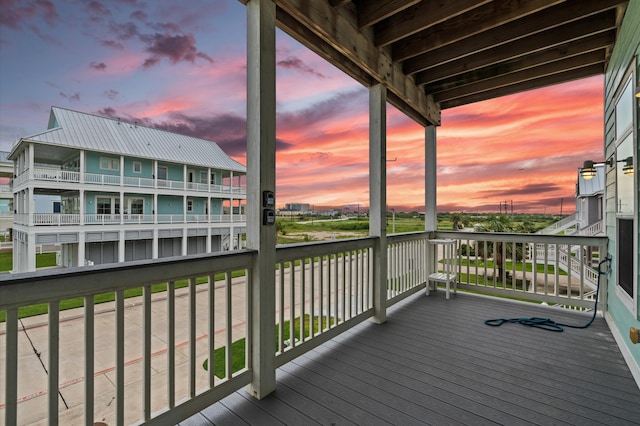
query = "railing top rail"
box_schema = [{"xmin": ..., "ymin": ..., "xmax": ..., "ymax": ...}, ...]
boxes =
[
  {"xmin": 0, "ymin": 249, "xmax": 256, "ymax": 309},
  {"xmin": 387, "ymin": 230, "xmax": 432, "ymax": 243},
  {"xmin": 435, "ymin": 230, "xmax": 607, "ymax": 245},
  {"xmin": 275, "ymin": 236, "xmax": 376, "ymax": 262}
]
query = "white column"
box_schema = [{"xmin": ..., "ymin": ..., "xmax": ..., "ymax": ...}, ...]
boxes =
[
  {"xmin": 79, "ymin": 150, "xmax": 85, "ymax": 184},
  {"xmin": 118, "ymin": 230, "xmax": 125, "ymax": 262},
  {"xmin": 246, "ymin": 0, "xmax": 276, "ymax": 399},
  {"xmin": 120, "ymin": 156, "xmax": 124, "ymax": 186},
  {"xmin": 425, "ymin": 125, "xmax": 437, "ymax": 231},
  {"xmin": 78, "ymin": 232, "xmax": 85, "ymax": 267},
  {"xmin": 27, "ymin": 143, "xmax": 34, "ymax": 181},
  {"xmin": 152, "ymin": 228, "xmax": 159, "ymax": 259},
  {"xmin": 79, "ymin": 190, "xmax": 85, "ymax": 226},
  {"xmin": 369, "ymin": 84, "xmax": 387, "ymax": 324},
  {"xmin": 26, "ymin": 231, "xmax": 36, "ymax": 272},
  {"xmin": 27, "ymin": 188, "xmax": 34, "ymax": 227}
]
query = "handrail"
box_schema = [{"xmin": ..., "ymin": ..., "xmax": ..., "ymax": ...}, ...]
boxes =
[
  {"xmin": 13, "ymin": 167, "xmax": 247, "ymax": 195},
  {"xmin": 0, "ymin": 231, "xmax": 609, "ymax": 425}
]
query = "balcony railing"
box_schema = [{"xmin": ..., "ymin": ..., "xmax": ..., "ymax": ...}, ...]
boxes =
[
  {"xmin": 0, "ymin": 231, "xmax": 607, "ymax": 425},
  {"xmin": 15, "ymin": 213, "xmax": 247, "ymax": 226},
  {"xmin": 13, "ymin": 167, "xmax": 246, "ymax": 196}
]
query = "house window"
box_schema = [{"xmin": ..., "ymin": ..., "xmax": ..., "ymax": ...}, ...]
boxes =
[
  {"xmin": 210, "ymin": 173, "xmax": 216, "ymax": 185},
  {"xmin": 187, "ymin": 200, "xmax": 193, "ymax": 212},
  {"xmin": 157, "ymin": 166, "xmax": 168, "ymax": 180},
  {"xmin": 128, "ymin": 198, "xmax": 144, "ymax": 214},
  {"xmin": 200, "ymin": 171, "xmax": 208, "ymax": 184},
  {"xmin": 133, "ymin": 161, "xmax": 142, "ymax": 173},
  {"xmin": 613, "ymin": 77, "xmax": 636, "ymax": 303},
  {"xmin": 97, "ymin": 197, "xmax": 119, "ymax": 214},
  {"xmin": 618, "ymin": 219, "xmax": 634, "ymax": 298},
  {"xmin": 100, "ymin": 157, "xmax": 119, "ymax": 171}
]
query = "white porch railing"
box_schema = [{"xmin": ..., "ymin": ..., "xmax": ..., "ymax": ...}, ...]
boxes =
[
  {"xmin": 578, "ymin": 220, "xmax": 603, "ymax": 236},
  {"xmin": 436, "ymin": 231, "xmax": 607, "ymax": 309},
  {"xmin": 535, "ymin": 213, "xmax": 578, "ymax": 235},
  {"xmin": 17, "ymin": 213, "xmax": 246, "ymax": 226},
  {"xmin": 0, "ymin": 231, "xmax": 607, "ymax": 425},
  {"xmin": 14, "ymin": 168, "xmax": 246, "ymax": 196}
]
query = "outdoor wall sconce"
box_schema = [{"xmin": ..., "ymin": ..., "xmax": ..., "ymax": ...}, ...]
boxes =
[
  {"xmin": 580, "ymin": 156, "xmax": 634, "ymax": 179},
  {"xmin": 580, "ymin": 160, "xmax": 598, "ymax": 180}
]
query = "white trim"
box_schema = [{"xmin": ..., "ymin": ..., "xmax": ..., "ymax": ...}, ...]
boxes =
[{"xmin": 605, "ymin": 311, "xmax": 640, "ymax": 390}]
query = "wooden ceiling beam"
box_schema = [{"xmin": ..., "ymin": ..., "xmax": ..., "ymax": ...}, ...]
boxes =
[
  {"xmin": 391, "ymin": 0, "xmax": 563, "ymax": 62},
  {"xmin": 402, "ymin": 0, "xmax": 624, "ymax": 74},
  {"xmin": 373, "ymin": 0, "xmax": 491, "ymax": 46},
  {"xmin": 275, "ymin": 0, "xmax": 440, "ymax": 125},
  {"xmin": 415, "ymin": 23, "xmax": 616, "ymax": 87},
  {"xmin": 357, "ymin": 0, "xmax": 420, "ymax": 29},
  {"xmin": 433, "ymin": 51, "xmax": 605, "ymax": 103},
  {"xmin": 440, "ymin": 63, "xmax": 603, "ymax": 109},
  {"xmin": 329, "ymin": 0, "xmax": 352, "ymax": 7}
]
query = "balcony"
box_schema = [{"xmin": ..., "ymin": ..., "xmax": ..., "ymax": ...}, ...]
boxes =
[
  {"xmin": 13, "ymin": 167, "xmax": 246, "ymax": 196},
  {"xmin": 13, "ymin": 213, "xmax": 247, "ymax": 226},
  {"xmin": 2, "ymin": 231, "xmax": 637, "ymax": 425}
]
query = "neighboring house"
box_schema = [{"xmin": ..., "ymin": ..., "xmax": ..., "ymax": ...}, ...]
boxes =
[
  {"xmin": 602, "ymin": 2, "xmax": 639, "ymax": 385},
  {"xmin": 576, "ymin": 163, "xmax": 604, "ymax": 236},
  {"xmin": 8, "ymin": 107, "xmax": 246, "ymax": 272},
  {"xmin": 0, "ymin": 151, "xmax": 14, "ymax": 234}
]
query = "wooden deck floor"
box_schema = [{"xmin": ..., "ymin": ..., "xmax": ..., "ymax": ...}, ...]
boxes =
[{"xmin": 181, "ymin": 291, "xmax": 640, "ymax": 425}]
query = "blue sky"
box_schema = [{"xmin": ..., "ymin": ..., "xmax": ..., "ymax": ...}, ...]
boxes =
[{"xmin": 0, "ymin": 0, "xmax": 605, "ymax": 213}]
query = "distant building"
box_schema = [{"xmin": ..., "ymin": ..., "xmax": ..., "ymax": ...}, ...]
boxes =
[
  {"xmin": 576, "ymin": 163, "xmax": 604, "ymax": 235},
  {"xmin": 9, "ymin": 107, "xmax": 246, "ymax": 272},
  {"xmin": 284, "ymin": 203, "xmax": 311, "ymax": 212}
]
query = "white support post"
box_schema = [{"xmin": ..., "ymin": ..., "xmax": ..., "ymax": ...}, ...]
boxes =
[
  {"xmin": 370, "ymin": 84, "xmax": 388, "ymax": 324},
  {"xmin": 425, "ymin": 125, "xmax": 437, "ymax": 232},
  {"xmin": 78, "ymin": 232, "xmax": 85, "ymax": 267},
  {"xmin": 79, "ymin": 150, "xmax": 85, "ymax": 184},
  {"xmin": 246, "ymin": 0, "xmax": 277, "ymax": 399}
]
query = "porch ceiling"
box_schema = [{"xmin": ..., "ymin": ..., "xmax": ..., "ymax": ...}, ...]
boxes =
[{"xmin": 241, "ymin": 0, "xmax": 628, "ymax": 126}]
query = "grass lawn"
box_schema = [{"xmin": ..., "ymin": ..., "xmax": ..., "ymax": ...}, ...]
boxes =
[
  {"xmin": 203, "ymin": 314, "xmax": 332, "ymax": 378},
  {"xmin": 0, "ymin": 252, "xmax": 58, "ymax": 272}
]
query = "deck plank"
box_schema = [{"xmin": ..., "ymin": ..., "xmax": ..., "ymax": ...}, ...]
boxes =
[{"xmin": 184, "ymin": 291, "xmax": 640, "ymax": 426}]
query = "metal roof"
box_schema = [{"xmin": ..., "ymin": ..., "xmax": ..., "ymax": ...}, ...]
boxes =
[{"xmin": 9, "ymin": 107, "xmax": 246, "ymax": 174}]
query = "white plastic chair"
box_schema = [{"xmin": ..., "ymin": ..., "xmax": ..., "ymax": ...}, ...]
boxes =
[{"xmin": 427, "ymin": 239, "xmax": 457, "ymax": 299}]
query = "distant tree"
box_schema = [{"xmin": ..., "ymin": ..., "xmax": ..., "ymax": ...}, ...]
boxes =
[
  {"xmin": 475, "ymin": 215, "xmax": 514, "ymax": 280},
  {"xmin": 451, "ymin": 213, "xmax": 464, "ymax": 231}
]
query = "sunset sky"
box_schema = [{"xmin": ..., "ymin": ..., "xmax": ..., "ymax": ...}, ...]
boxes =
[{"xmin": 0, "ymin": 0, "xmax": 605, "ymax": 214}]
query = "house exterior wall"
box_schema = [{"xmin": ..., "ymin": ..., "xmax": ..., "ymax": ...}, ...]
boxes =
[
  {"xmin": 10, "ymin": 117, "xmax": 247, "ymax": 272},
  {"xmin": 603, "ymin": 0, "xmax": 640, "ymax": 379}
]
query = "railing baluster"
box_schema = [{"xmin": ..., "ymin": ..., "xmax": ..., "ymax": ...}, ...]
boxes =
[
  {"xmin": 289, "ymin": 260, "xmax": 295, "ymax": 347},
  {"xmin": 310, "ymin": 257, "xmax": 315, "ymax": 339},
  {"xmin": 319, "ymin": 256, "xmax": 325, "ymax": 332},
  {"xmin": 278, "ymin": 262, "xmax": 285, "ymax": 352},
  {"xmin": 115, "ymin": 290, "xmax": 124, "ymax": 425},
  {"xmin": 554, "ymin": 243, "xmax": 560, "ymax": 296},
  {"xmin": 5, "ymin": 307, "xmax": 18, "ymax": 426},
  {"xmin": 225, "ymin": 273, "xmax": 232, "ymax": 379},
  {"xmin": 333, "ymin": 253, "xmax": 339, "ymax": 324},
  {"xmin": 543, "ymin": 244, "xmax": 549, "ymax": 295},
  {"xmin": 167, "ymin": 281, "xmax": 175, "ymax": 408},
  {"xmin": 143, "ymin": 285, "xmax": 152, "ymax": 421},
  {"xmin": 48, "ymin": 302, "xmax": 60, "ymax": 424},
  {"xmin": 300, "ymin": 256, "xmax": 306, "ymax": 343},
  {"xmin": 189, "ymin": 278, "xmax": 196, "ymax": 397},
  {"xmin": 208, "ymin": 274, "xmax": 216, "ymax": 388},
  {"xmin": 84, "ymin": 296, "xmax": 94, "ymax": 426}
]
